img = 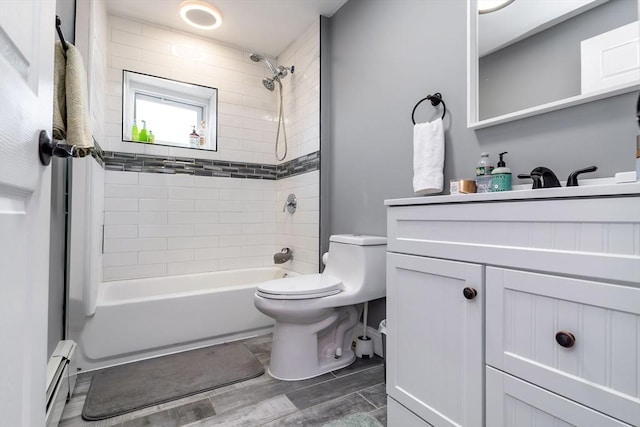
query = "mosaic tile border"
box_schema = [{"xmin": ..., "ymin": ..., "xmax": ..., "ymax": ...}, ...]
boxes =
[{"xmin": 93, "ymin": 147, "xmax": 319, "ymax": 180}]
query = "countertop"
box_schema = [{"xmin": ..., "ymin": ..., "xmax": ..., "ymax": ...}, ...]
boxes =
[{"xmin": 385, "ymin": 178, "xmax": 640, "ymax": 206}]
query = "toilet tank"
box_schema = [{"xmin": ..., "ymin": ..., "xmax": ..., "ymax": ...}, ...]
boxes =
[{"xmin": 323, "ymin": 234, "xmax": 387, "ymax": 302}]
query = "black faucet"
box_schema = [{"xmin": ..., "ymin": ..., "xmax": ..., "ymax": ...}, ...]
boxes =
[
  {"xmin": 566, "ymin": 166, "xmax": 597, "ymax": 186},
  {"xmin": 518, "ymin": 167, "xmax": 561, "ymax": 189}
]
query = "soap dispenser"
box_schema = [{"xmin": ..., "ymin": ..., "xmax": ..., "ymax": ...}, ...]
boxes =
[
  {"xmin": 189, "ymin": 126, "xmax": 199, "ymax": 147},
  {"xmin": 131, "ymin": 120, "xmax": 139, "ymax": 141},
  {"xmin": 139, "ymin": 120, "xmax": 148, "ymax": 142},
  {"xmin": 490, "ymin": 152, "xmax": 511, "ymax": 192}
]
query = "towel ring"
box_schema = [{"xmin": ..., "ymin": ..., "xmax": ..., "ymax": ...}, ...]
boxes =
[{"xmin": 411, "ymin": 92, "xmax": 446, "ymax": 124}]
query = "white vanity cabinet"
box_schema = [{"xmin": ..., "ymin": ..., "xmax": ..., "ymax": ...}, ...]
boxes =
[{"xmin": 385, "ymin": 186, "xmax": 640, "ymax": 427}]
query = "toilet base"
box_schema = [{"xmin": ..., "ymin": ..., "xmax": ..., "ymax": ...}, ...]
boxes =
[
  {"xmin": 267, "ymin": 305, "xmax": 361, "ymax": 381},
  {"xmin": 267, "ymin": 350, "xmax": 356, "ymax": 381}
]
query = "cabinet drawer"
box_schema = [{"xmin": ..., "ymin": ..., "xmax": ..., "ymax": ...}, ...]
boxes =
[
  {"xmin": 486, "ymin": 267, "xmax": 640, "ymax": 426},
  {"xmin": 486, "ymin": 367, "xmax": 632, "ymax": 427},
  {"xmin": 386, "ymin": 202, "xmax": 640, "ymax": 284}
]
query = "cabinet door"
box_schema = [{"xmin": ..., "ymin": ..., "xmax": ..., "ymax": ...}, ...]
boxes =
[
  {"xmin": 486, "ymin": 367, "xmax": 632, "ymax": 427},
  {"xmin": 387, "ymin": 253, "xmax": 484, "ymax": 427},
  {"xmin": 388, "ymin": 397, "xmax": 434, "ymax": 427},
  {"xmin": 486, "ymin": 267, "xmax": 640, "ymax": 426}
]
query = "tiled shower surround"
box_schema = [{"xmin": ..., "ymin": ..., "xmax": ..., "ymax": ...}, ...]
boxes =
[
  {"xmin": 95, "ymin": 13, "xmax": 320, "ymax": 281},
  {"xmin": 103, "ymin": 168, "xmax": 319, "ymax": 280},
  {"xmin": 103, "ymin": 15, "xmax": 320, "ymax": 165}
]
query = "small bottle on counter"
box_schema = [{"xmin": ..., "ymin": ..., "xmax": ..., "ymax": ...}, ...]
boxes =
[
  {"xmin": 475, "ymin": 152, "xmax": 494, "ymax": 193},
  {"xmin": 490, "ymin": 152, "xmax": 512, "ymax": 192},
  {"xmin": 147, "ymin": 130, "xmax": 155, "ymax": 144}
]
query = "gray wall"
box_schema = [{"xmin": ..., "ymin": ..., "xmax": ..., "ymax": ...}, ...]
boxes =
[
  {"xmin": 480, "ymin": 0, "xmax": 636, "ymax": 119},
  {"xmin": 325, "ymin": 0, "xmax": 639, "ymax": 327}
]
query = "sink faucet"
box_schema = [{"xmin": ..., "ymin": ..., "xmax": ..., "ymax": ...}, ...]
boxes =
[
  {"xmin": 518, "ymin": 167, "xmax": 561, "ymax": 189},
  {"xmin": 566, "ymin": 166, "xmax": 597, "ymax": 186},
  {"xmin": 274, "ymin": 248, "xmax": 293, "ymax": 264}
]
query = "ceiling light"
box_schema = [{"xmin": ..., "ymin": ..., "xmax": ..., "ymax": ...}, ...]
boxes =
[
  {"xmin": 179, "ymin": 1, "xmax": 223, "ymax": 30},
  {"xmin": 478, "ymin": 0, "xmax": 515, "ymax": 14}
]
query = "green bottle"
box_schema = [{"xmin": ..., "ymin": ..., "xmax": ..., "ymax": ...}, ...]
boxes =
[
  {"xmin": 148, "ymin": 130, "xmax": 154, "ymax": 144},
  {"xmin": 139, "ymin": 120, "xmax": 148, "ymax": 142},
  {"xmin": 131, "ymin": 120, "xmax": 139, "ymax": 141}
]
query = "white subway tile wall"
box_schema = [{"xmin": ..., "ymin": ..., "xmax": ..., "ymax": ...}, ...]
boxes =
[
  {"xmin": 103, "ymin": 170, "xmax": 279, "ymax": 280},
  {"xmin": 87, "ymin": 0, "xmax": 109, "ymax": 147},
  {"xmin": 276, "ymin": 171, "xmax": 320, "ymax": 274},
  {"xmin": 103, "ymin": 15, "xmax": 320, "ymax": 166},
  {"xmin": 101, "ymin": 16, "xmax": 320, "ymax": 281},
  {"xmin": 278, "ymin": 19, "xmax": 320, "ymax": 164}
]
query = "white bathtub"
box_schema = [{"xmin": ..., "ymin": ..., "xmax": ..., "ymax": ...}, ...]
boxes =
[{"xmin": 76, "ymin": 267, "xmax": 294, "ymax": 370}]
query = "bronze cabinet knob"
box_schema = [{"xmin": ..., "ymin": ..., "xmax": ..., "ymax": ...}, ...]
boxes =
[
  {"xmin": 463, "ymin": 287, "xmax": 477, "ymax": 300},
  {"xmin": 555, "ymin": 331, "xmax": 576, "ymax": 348}
]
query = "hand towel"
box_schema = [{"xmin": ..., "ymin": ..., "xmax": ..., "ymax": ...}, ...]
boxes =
[
  {"xmin": 52, "ymin": 42, "xmax": 66, "ymax": 141},
  {"xmin": 53, "ymin": 41, "xmax": 93, "ymax": 157},
  {"xmin": 413, "ymin": 118, "xmax": 444, "ymax": 195}
]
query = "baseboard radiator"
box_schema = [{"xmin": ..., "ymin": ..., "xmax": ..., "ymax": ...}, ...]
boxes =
[{"xmin": 46, "ymin": 340, "xmax": 77, "ymax": 427}]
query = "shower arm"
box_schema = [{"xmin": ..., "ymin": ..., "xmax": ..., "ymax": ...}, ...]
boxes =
[{"xmin": 263, "ymin": 58, "xmax": 279, "ymax": 75}]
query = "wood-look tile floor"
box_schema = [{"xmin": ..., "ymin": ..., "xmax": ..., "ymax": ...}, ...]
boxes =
[{"xmin": 59, "ymin": 334, "xmax": 387, "ymax": 427}]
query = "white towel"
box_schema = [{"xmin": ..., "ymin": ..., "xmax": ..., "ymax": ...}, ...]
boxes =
[
  {"xmin": 53, "ymin": 41, "xmax": 93, "ymax": 157},
  {"xmin": 413, "ymin": 118, "xmax": 444, "ymax": 195}
]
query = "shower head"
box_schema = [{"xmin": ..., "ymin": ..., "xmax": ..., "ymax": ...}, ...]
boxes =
[
  {"xmin": 262, "ymin": 77, "xmax": 275, "ymax": 92},
  {"xmin": 249, "ymin": 52, "xmax": 278, "ymax": 75}
]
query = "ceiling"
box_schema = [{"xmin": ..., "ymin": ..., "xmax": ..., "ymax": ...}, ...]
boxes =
[{"xmin": 106, "ymin": 0, "xmax": 349, "ymax": 58}]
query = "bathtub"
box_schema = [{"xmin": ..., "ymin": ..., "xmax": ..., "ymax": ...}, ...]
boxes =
[{"xmin": 76, "ymin": 267, "xmax": 294, "ymax": 370}]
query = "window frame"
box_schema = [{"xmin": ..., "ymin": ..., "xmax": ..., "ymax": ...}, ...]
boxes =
[{"xmin": 122, "ymin": 70, "xmax": 218, "ymax": 151}]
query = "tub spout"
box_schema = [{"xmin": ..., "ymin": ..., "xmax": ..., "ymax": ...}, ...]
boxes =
[{"xmin": 274, "ymin": 248, "xmax": 293, "ymax": 264}]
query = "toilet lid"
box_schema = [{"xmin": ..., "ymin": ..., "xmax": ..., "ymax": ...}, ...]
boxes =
[{"xmin": 257, "ymin": 274, "xmax": 343, "ymax": 300}]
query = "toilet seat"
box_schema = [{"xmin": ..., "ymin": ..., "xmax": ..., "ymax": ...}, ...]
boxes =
[{"xmin": 257, "ymin": 274, "xmax": 343, "ymax": 300}]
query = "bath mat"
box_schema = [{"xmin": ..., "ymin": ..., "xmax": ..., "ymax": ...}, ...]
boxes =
[
  {"xmin": 322, "ymin": 412, "xmax": 384, "ymax": 427},
  {"xmin": 82, "ymin": 342, "xmax": 264, "ymax": 420}
]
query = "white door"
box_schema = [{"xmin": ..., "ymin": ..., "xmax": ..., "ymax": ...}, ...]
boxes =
[{"xmin": 0, "ymin": 1, "xmax": 56, "ymax": 426}]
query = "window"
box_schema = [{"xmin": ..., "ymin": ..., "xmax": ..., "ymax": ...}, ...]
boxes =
[{"xmin": 122, "ymin": 70, "xmax": 217, "ymax": 151}]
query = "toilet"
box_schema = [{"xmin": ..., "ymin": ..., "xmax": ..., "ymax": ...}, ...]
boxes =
[{"xmin": 253, "ymin": 234, "xmax": 387, "ymax": 381}]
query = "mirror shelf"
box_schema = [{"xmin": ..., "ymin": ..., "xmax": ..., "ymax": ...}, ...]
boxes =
[
  {"xmin": 467, "ymin": 0, "xmax": 640, "ymax": 130},
  {"xmin": 468, "ymin": 82, "xmax": 639, "ymax": 130}
]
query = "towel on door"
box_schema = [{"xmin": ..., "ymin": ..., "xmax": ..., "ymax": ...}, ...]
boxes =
[
  {"xmin": 53, "ymin": 41, "xmax": 93, "ymax": 157},
  {"xmin": 413, "ymin": 117, "xmax": 444, "ymax": 195}
]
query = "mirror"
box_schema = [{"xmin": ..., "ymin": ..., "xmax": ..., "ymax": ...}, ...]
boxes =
[
  {"xmin": 122, "ymin": 70, "xmax": 218, "ymax": 150},
  {"xmin": 468, "ymin": 0, "xmax": 640, "ymax": 129}
]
